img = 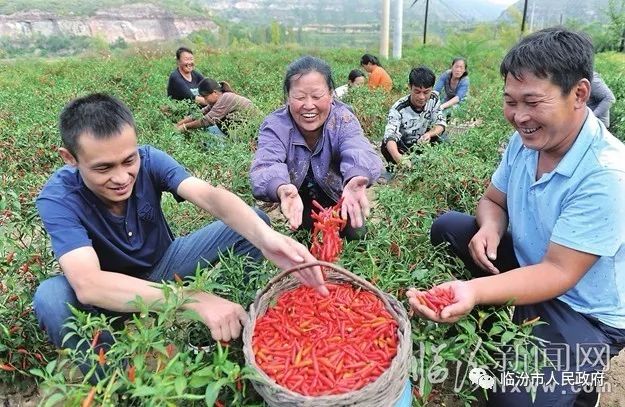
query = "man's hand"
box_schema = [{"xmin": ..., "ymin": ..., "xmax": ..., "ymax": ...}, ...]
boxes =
[
  {"xmin": 418, "ymin": 133, "xmax": 432, "ymax": 144},
  {"xmin": 175, "ymin": 123, "xmax": 188, "ymax": 133},
  {"xmin": 176, "ymin": 116, "xmax": 191, "ymax": 126},
  {"xmin": 195, "ymin": 95, "xmax": 208, "ymax": 106},
  {"xmin": 468, "ymin": 225, "xmax": 501, "ymax": 274},
  {"xmin": 341, "ymin": 176, "xmax": 371, "ymax": 228},
  {"xmin": 260, "ymin": 229, "xmax": 328, "ymax": 296},
  {"xmin": 186, "ymin": 292, "xmax": 248, "ymax": 342},
  {"xmin": 398, "ymin": 155, "xmax": 412, "ymax": 169},
  {"xmin": 407, "ymin": 280, "xmax": 477, "ymax": 323},
  {"xmin": 277, "ymin": 184, "xmax": 303, "ymax": 231}
]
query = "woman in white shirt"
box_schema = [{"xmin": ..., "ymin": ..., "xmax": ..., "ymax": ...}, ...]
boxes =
[{"xmin": 334, "ymin": 69, "xmax": 366, "ymax": 99}]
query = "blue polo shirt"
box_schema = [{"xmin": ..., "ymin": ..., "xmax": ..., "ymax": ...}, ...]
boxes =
[
  {"xmin": 36, "ymin": 145, "xmax": 190, "ymax": 276},
  {"xmin": 492, "ymin": 110, "xmax": 625, "ymax": 328}
]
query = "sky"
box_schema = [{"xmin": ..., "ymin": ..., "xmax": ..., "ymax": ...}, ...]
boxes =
[{"xmin": 486, "ymin": 0, "xmax": 518, "ymax": 5}]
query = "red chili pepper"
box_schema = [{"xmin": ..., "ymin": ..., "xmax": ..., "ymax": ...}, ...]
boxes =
[
  {"xmin": 98, "ymin": 347, "xmax": 106, "ymax": 366},
  {"xmin": 252, "ymin": 283, "xmax": 398, "ymax": 396},
  {"xmin": 309, "ymin": 198, "xmax": 346, "ymax": 265},
  {"xmin": 127, "ymin": 364, "xmax": 136, "ymax": 383},
  {"xmin": 415, "ymin": 286, "xmax": 456, "ymax": 315},
  {"xmin": 91, "ymin": 330, "xmax": 101, "ymax": 349},
  {"xmin": 166, "ymin": 343, "xmax": 176, "ymax": 359},
  {"xmin": 81, "ymin": 387, "xmax": 96, "ymax": 407},
  {"xmin": 235, "ymin": 375, "xmax": 243, "ymax": 391}
]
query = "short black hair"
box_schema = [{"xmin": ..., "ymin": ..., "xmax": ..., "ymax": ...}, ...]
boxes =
[
  {"xmin": 360, "ymin": 54, "xmax": 381, "ymax": 66},
  {"xmin": 176, "ymin": 46, "xmax": 193, "ymax": 60},
  {"xmin": 348, "ymin": 69, "xmax": 365, "ymax": 83},
  {"xmin": 59, "ymin": 93, "xmax": 135, "ymax": 159},
  {"xmin": 500, "ymin": 27, "xmax": 593, "ymax": 95},
  {"xmin": 408, "ymin": 66, "xmax": 436, "ymax": 88},
  {"xmin": 283, "ymin": 55, "xmax": 335, "ymax": 96}
]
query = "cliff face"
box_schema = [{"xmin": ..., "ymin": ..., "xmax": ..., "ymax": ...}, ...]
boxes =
[{"xmin": 0, "ymin": 3, "xmax": 218, "ymax": 43}]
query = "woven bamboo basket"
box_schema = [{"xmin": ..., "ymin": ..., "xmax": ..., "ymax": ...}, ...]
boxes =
[{"xmin": 242, "ymin": 261, "xmax": 412, "ymax": 407}]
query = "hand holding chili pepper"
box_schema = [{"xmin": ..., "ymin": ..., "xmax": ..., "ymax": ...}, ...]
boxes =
[
  {"xmin": 407, "ymin": 281, "xmax": 476, "ymax": 323},
  {"xmin": 277, "ymin": 184, "xmax": 304, "ymax": 231},
  {"xmin": 261, "ymin": 228, "xmax": 328, "ymax": 296},
  {"xmin": 341, "ymin": 176, "xmax": 371, "ymax": 228}
]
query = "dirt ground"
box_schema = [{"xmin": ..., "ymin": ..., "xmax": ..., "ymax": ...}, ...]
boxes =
[{"xmin": 602, "ymin": 349, "xmax": 625, "ymax": 406}]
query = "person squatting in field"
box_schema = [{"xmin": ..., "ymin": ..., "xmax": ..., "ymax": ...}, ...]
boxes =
[
  {"xmin": 249, "ymin": 56, "xmax": 382, "ymax": 241},
  {"xmin": 176, "ymin": 78, "xmax": 256, "ymax": 136},
  {"xmin": 408, "ymin": 27, "xmax": 625, "ymax": 407},
  {"xmin": 434, "ymin": 57, "xmax": 470, "ymax": 116},
  {"xmin": 166, "ymin": 46, "xmax": 207, "ymax": 106},
  {"xmin": 587, "ymin": 71, "xmax": 616, "ymax": 129},
  {"xmin": 333, "ymin": 69, "xmax": 366, "ymax": 100},
  {"xmin": 33, "ymin": 93, "xmax": 327, "ymax": 382},
  {"xmin": 360, "ymin": 53, "xmax": 393, "ymax": 92},
  {"xmin": 380, "ymin": 66, "xmax": 446, "ymax": 170}
]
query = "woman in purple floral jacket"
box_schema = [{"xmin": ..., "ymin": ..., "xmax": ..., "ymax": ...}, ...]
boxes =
[{"xmin": 250, "ymin": 56, "xmax": 382, "ymax": 240}]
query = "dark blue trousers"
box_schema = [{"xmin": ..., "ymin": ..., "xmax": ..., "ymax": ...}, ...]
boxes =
[
  {"xmin": 33, "ymin": 208, "xmax": 269, "ymax": 383},
  {"xmin": 431, "ymin": 211, "xmax": 625, "ymax": 407}
]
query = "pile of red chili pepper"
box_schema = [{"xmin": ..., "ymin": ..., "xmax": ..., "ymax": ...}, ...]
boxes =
[
  {"xmin": 252, "ymin": 283, "xmax": 398, "ymax": 396},
  {"xmin": 413, "ymin": 286, "xmax": 455, "ymax": 315},
  {"xmin": 310, "ymin": 198, "xmax": 346, "ymax": 264}
]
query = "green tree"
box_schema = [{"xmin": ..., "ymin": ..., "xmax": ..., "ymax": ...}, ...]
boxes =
[
  {"xmin": 270, "ymin": 20, "xmax": 282, "ymax": 45},
  {"xmin": 607, "ymin": 0, "xmax": 625, "ymax": 52}
]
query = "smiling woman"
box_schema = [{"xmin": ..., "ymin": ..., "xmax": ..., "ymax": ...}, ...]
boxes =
[
  {"xmin": 250, "ymin": 55, "xmax": 383, "ymax": 241},
  {"xmin": 166, "ymin": 46, "xmax": 207, "ymax": 106}
]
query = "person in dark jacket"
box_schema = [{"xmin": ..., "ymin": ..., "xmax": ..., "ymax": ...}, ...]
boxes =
[{"xmin": 166, "ymin": 47, "xmax": 206, "ymax": 106}]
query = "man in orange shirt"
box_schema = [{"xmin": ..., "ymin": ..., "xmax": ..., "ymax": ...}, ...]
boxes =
[{"xmin": 360, "ymin": 54, "xmax": 393, "ymax": 91}]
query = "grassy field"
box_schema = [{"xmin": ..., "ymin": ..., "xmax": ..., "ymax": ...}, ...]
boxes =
[{"xmin": 0, "ymin": 36, "xmax": 624, "ymax": 406}]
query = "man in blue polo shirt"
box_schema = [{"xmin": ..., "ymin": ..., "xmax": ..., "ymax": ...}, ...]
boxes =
[
  {"xmin": 407, "ymin": 28, "xmax": 625, "ymax": 406},
  {"xmin": 33, "ymin": 94, "xmax": 326, "ymax": 376}
]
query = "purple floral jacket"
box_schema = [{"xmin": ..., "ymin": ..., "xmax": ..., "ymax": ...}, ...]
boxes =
[{"xmin": 250, "ymin": 100, "xmax": 382, "ymax": 202}]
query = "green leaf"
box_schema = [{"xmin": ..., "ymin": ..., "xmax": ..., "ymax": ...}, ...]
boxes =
[
  {"xmin": 457, "ymin": 319, "xmax": 475, "ymax": 336},
  {"xmin": 411, "ymin": 268, "xmax": 428, "ymax": 281},
  {"xmin": 175, "ymin": 376, "xmax": 187, "ymax": 396},
  {"xmin": 45, "ymin": 359, "xmax": 58, "ymax": 375},
  {"xmin": 204, "ymin": 378, "xmax": 228, "ymax": 405},
  {"xmin": 189, "ymin": 374, "xmax": 213, "ymax": 388},
  {"xmin": 489, "ymin": 324, "xmax": 504, "ymax": 336},
  {"xmin": 43, "ymin": 393, "xmax": 66, "ymax": 407},
  {"xmin": 501, "ymin": 330, "xmax": 516, "ymax": 344},
  {"xmin": 132, "ymin": 386, "xmax": 157, "ymax": 397}
]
